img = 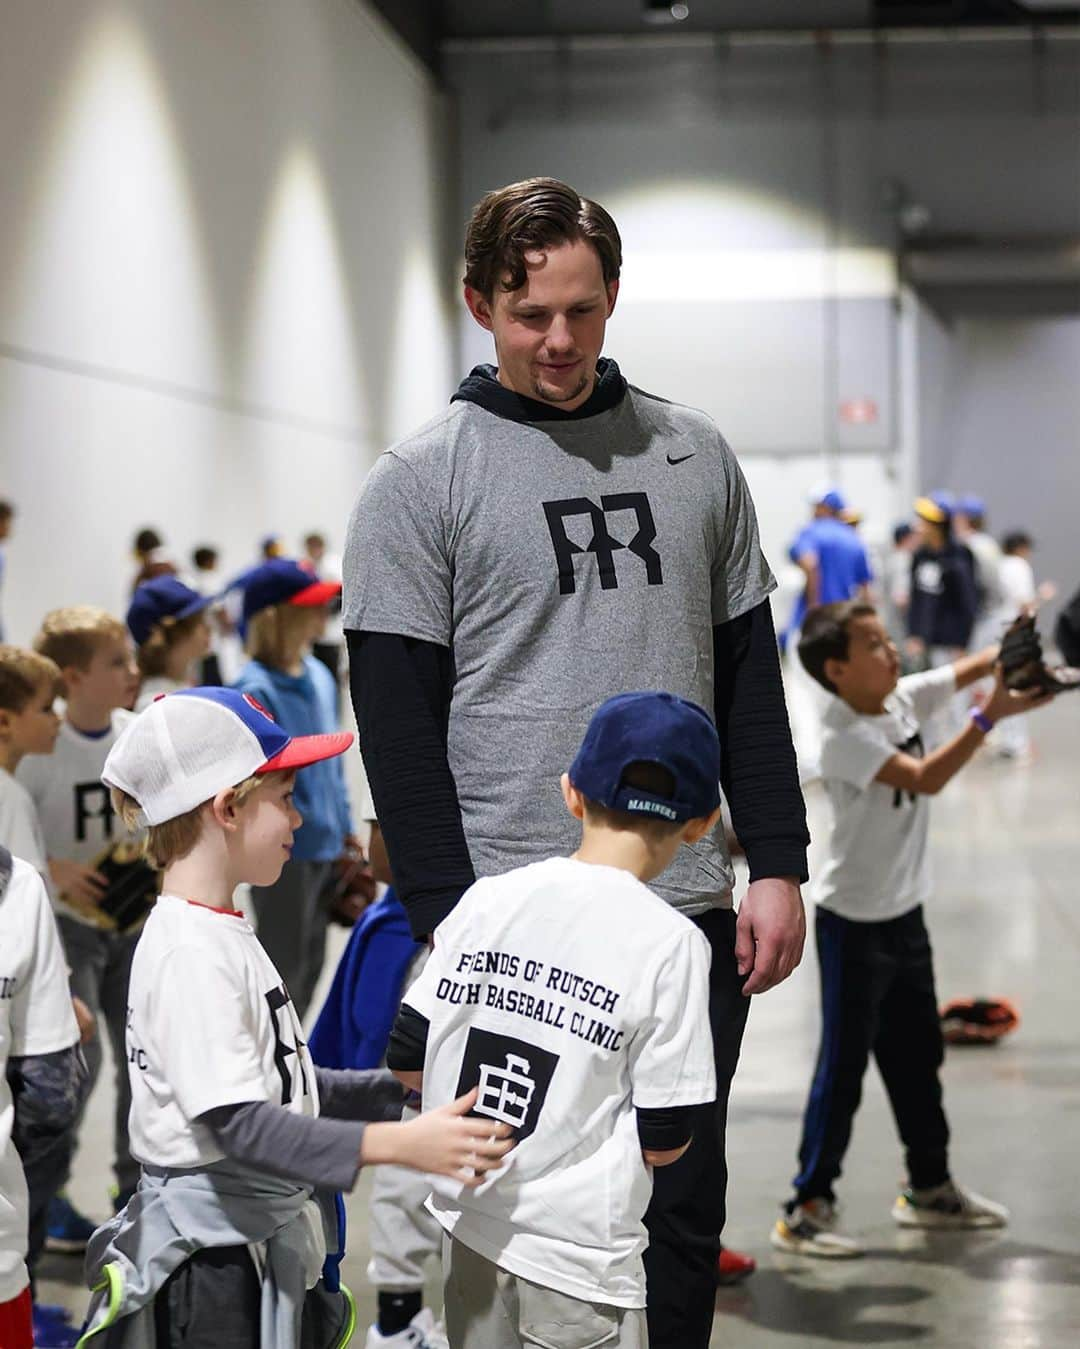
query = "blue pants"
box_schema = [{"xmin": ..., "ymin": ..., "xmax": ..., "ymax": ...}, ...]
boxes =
[{"xmin": 793, "ymin": 905, "xmax": 950, "ymax": 1202}]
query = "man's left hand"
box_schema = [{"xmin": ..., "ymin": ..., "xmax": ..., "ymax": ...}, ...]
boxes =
[{"xmin": 735, "ymin": 877, "xmax": 805, "ymax": 996}]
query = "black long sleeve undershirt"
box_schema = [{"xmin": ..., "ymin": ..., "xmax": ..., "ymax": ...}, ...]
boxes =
[
  {"xmin": 348, "ymin": 597, "xmax": 808, "ymax": 939},
  {"xmin": 348, "ymin": 630, "xmax": 475, "ymax": 939},
  {"xmin": 713, "ymin": 600, "xmax": 810, "ymax": 884}
]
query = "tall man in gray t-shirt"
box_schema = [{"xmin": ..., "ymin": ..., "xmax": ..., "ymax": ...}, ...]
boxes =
[{"xmin": 344, "ymin": 178, "xmax": 809, "ymax": 1349}]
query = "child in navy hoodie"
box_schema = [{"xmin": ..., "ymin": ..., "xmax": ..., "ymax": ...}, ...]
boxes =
[{"xmin": 234, "ymin": 559, "xmax": 366, "ymax": 1018}]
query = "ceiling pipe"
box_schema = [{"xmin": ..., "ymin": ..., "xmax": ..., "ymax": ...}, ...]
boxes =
[{"xmin": 443, "ymin": 24, "xmax": 1080, "ymax": 56}]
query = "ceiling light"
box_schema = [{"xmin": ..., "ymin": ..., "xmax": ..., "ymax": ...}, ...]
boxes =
[{"xmin": 643, "ymin": 2, "xmax": 690, "ymax": 25}]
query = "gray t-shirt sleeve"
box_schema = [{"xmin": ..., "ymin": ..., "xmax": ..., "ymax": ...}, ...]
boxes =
[
  {"xmin": 198, "ymin": 1100, "xmax": 366, "ymax": 1193},
  {"xmin": 709, "ymin": 436, "xmax": 776, "ymax": 625},
  {"xmin": 342, "ymin": 451, "xmax": 452, "ymax": 644}
]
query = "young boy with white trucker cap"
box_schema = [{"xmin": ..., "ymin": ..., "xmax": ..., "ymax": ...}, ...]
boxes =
[
  {"xmin": 386, "ymin": 691, "xmax": 720, "ymax": 1349},
  {"xmin": 76, "ymin": 688, "xmax": 513, "ymax": 1349}
]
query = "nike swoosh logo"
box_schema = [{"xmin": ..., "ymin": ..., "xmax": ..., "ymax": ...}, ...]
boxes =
[{"xmin": 667, "ymin": 452, "xmax": 695, "ymax": 465}]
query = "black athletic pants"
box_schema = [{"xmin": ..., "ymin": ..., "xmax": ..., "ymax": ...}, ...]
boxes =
[
  {"xmin": 643, "ymin": 908, "xmax": 750, "ymax": 1349},
  {"xmin": 793, "ymin": 904, "xmax": 950, "ymax": 1203}
]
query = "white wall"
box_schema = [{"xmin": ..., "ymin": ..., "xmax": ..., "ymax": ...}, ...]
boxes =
[{"xmin": 0, "ymin": 0, "xmax": 456, "ymax": 643}]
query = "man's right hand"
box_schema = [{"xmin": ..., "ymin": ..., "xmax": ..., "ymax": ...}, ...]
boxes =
[{"xmin": 49, "ymin": 858, "xmax": 107, "ymax": 907}]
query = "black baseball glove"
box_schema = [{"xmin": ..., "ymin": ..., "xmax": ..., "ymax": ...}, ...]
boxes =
[{"xmin": 998, "ymin": 612, "xmax": 1080, "ymax": 695}]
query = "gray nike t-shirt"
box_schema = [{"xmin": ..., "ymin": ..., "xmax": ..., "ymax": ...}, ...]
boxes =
[{"xmin": 343, "ymin": 385, "xmax": 775, "ymax": 914}]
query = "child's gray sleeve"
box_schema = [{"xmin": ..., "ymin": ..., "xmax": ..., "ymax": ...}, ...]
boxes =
[{"xmin": 198, "ymin": 1101, "xmax": 368, "ymax": 1192}]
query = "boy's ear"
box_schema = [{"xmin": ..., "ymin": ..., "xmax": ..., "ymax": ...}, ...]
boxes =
[
  {"xmin": 61, "ymin": 664, "xmax": 84, "ymax": 691},
  {"xmin": 682, "ymin": 803, "xmax": 723, "ymax": 846},
  {"xmin": 560, "ymin": 772, "xmax": 585, "ymax": 822},
  {"xmin": 0, "ymin": 708, "xmax": 13, "ymax": 737},
  {"xmin": 823, "ymin": 655, "xmax": 846, "ymax": 689},
  {"xmin": 210, "ymin": 787, "xmax": 240, "ymax": 831}
]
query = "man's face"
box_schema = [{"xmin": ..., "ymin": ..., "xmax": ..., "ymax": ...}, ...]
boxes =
[{"xmin": 466, "ymin": 240, "xmax": 618, "ymax": 412}]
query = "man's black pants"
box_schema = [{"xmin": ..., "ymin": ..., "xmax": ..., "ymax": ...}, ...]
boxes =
[
  {"xmin": 643, "ymin": 908, "xmax": 750, "ymax": 1349},
  {"xmin": 792, "ymin": 904, "xmax": 950, "ymax": 1203}
]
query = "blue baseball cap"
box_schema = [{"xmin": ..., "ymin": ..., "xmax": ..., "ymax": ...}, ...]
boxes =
[
  {"xmin": 127, "ymin": 576, "xmax": 213, "ymax": 646},
  {"xmin": 569, "ymin": 691, "xmax": 721, "ymax": 824},
  {"xmin": 241, "ymin": 558, "xmax": 342, "ymax": 624},
  {"xmin": 958, "ymin": 495, "xmax": 986, "ymax": 518},
  {"xmin": 102, "ymin": 686, "xmax": 353, "ymax": 825}
]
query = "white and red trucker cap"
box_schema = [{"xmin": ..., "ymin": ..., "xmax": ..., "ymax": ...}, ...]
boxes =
[{"xmin": 102, "ymin": 687, "xmax": 352, "ymax": 826}]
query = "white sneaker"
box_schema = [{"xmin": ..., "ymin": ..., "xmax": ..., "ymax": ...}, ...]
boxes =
[
  {"xmin": 892, "ymin": 1180, "xmax": 1008, "ymax": 1230},
  {"xmin": 364, "ymin": 1307, "xmax": 449, "ymax": 1349},
  {"xmin": 770, "ymin": 1198, "xmax": 863, "ymax": 1258}
]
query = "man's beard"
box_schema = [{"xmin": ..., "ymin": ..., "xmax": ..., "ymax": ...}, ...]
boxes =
[{"xmin": 531, "ymin": 368, "xmax": 591, "ymax": 405}]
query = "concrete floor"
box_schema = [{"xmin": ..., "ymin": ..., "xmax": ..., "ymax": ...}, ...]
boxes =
[{"xmin": 37, "ymin": 697, "xmax": 1080, "ymax": 1347}]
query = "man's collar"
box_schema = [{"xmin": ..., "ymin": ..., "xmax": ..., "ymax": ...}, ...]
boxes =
[{"xmin": 451, "ymin": 357, "xmax": 627, "ymax": 424}]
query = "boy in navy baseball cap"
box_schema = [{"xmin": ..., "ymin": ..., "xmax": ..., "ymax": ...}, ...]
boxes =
[
  {"xmin": 386, "ymin": 691, "xmax": 721, "ymax": 1349},
  {"xmin": 80, "ymin": 689, "xmax": 514, "ymax": 1347}
]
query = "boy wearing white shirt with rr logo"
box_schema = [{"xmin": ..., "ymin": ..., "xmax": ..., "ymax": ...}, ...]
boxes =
[{"xmin": 387, "ymin": 691, "xmax": 720, "ymax": 1349}]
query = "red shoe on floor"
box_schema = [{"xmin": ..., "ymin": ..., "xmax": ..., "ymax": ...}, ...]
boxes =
[{"xmin": 717, "ymin": 1245, "xmax": 757, "ymax": 1285}]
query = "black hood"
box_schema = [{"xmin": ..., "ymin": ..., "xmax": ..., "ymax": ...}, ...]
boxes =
[{"xmin": 451, "ymin": 357, "xmax": 628, "ymax": 425}]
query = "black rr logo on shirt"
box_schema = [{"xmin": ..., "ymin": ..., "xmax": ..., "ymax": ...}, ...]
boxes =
[
  {"xmin": 543, "ymin": 494, "xmax": 663, "ymax": 596},
  {"xmin": 74, "ymin": 782, "xmax": 116, "ymax": 842},
  {"xmin": 892, "ymin": 730, "xmax": 925, "ymax": 808},
  {"xmin": 265, "ymin": 984, "xmax": 310, "ymax": 1106}
]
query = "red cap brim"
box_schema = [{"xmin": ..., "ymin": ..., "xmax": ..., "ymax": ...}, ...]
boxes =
[
  {"xmin": 257, "ymin": 731, "xmax": 353, "ymax": 774},
  {"xmin": 288, "ymin": 579, "xmax": 342, "ymax": 607}
]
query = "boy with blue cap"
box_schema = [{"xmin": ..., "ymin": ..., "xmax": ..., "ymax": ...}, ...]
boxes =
[
  {"xmin": 233, "ymin": 558, "xmax": 366, "ymax": 1019},
  {"xmin": 386, "ymin": 691, "xmax": 720, "ymax": 1349},
  {"xmin": 126, "ymin": 576, "xmax": 214, "ymax": 712}
]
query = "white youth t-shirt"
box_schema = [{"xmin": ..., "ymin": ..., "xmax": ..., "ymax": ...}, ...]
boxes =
[
  {"xmin": 0, "ymin": 769, "xmax": 49, "ymax": 877},
  {"xmin": 0, "ymin": 859, "xmax": 79, "ymax": 1301},
  {"xmin": 16, "ymin": 712, "xmax": 136, "ymax": 924},
  {"xmin": 126, "ymin": 895, "xmax": 318, "ymax": 1170},
  {"xmin": 405, "ymin": 856, "xmax": 716, "ymax": 1309},
  {"xmin": 815, "ymin": 667, "xmax": 957, "ymax": 922}
]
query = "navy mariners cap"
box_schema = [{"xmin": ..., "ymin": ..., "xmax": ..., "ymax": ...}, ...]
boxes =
[
  {"xmin": 127, "ymin": 576, "xmax": 213, "ymax": 647},
  {"xmin": 103, "ymin": 686, "xmax": 353, "ymax": 825},
  {"xmin": 569, "ymin": 691, "xmax": 722, "ymax": 824},
  {"xmin": 241, "ymin": 558, "xmax": 342, "ymax": 624}
]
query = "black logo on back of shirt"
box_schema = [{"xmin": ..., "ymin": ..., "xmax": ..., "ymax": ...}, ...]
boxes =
[
  {"xmin": 543, "ymin": 493, "xmax": 663, "ymax": 596},
  {"xmin": 455, "ymin": 1028, "xmax": 559, "ymax": 1140},
  {"xmin": 666, "ymin": 452, "xmax": 695, "ymax": 465}
]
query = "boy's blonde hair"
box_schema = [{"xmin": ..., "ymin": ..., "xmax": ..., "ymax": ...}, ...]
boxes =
[
  {"xmin": 136, "ymin": 610, "xmax": 208, "ymax": 677},
  {"xmin": 35, "ymin": 605, "xmax": 127, "ymax": 672},
  {"xmin": 111, "ymin": 770, "xmax": 288, "ymax": 869},
  {"xmin": 0, "ymin": 645, "xmax": 64, "ymax": 713},
  {"xmin": 245, "ymin": 603, "xmax": 316, "ymax": 669}
]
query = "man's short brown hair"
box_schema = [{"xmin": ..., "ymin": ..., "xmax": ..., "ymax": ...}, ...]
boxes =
[
  {"xmin": 0, "ymin": 645, "xmax": 63, "ymax": 713},
  {"xmin": 798, "ymin": 601, "xmax": 878, "ymax": 694},
  {"xmin": 34, "ymin": 606, "xmax": 127, "ymax": 672},
  {"xmin": 464, "ymin": 177, "xmax": 622, "ymax": 300}
]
